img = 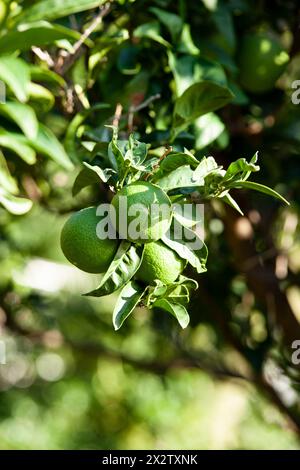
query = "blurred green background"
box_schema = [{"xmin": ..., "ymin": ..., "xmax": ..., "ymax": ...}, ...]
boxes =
[{"xmin": 0, "ymin": 0, "xmax": 300, "ymax": 449}]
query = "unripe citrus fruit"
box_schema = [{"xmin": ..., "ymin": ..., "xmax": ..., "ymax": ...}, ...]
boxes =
[
  {"xmin": 61, "ymin": 206, "xmax": 118, "ymax": 273},
  {"xmin": 110, "ymin": 182, "xmax": 172, "ymax": 243},
  {"xmin": 238, "ymin": 32, "xmax": 289, "ymax": 93},
  {"xmin": 136, "ymin": 241, "xmax": 185, "ymax": 285}
]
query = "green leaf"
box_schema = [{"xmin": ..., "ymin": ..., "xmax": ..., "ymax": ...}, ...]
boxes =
[
  {"xmin": 212, "ymin": 3, "xmax": 236, "ymax": 51},
  {"xmin": 227, "ymin": 180, "xmax": 290, "ymax": 205},
  {"xmin": 177, "ymin": 24, "xmax": 199, "ymax": 55},
  {"xmin": 194, "ymin": 113, "xmax": 225, "ymax": 149},
  {"xmin": 28, "ymin": 82, "xmax": 55, "ymax": 113},
  {"xmin": 147, "ymin": 276, "xmax": 198, "ymax": 308},
  {"xmin": 0, "ymin": 151, "xmax": 18, "ymax": 194},
  {"xmin": 156, "ymin": 165, "xmax": 203, "ymax": 192},
  {"xmin": 65, "ymin": 104, "xmax": 110, "ymax": 161},
  {"xmin": 153, "ymin": 299, "xmax": 190, "ymax": 328},
  {"xmin": 133, "ymin": 21, "xmax": 171, "ymax": 48},
  {"xmin": 0, "ymin": 56, "xmax": 30, "ymax": 102},
  {"xmin": 0, "ymin": 129, "xmax": 36, "ymax": 164},
  {"xmin": 30, "ymin": 66, "xmax": 66, "ymax": 87},
  {"xmin": 124, "ymin": 134, "xmax": 148, "ymax": 168},
  {"xmin": 30, "ymin": 124, "xmax": 74, "ymax": 170},
  {"xmin": 0, "ymin": 102, "xmax": 38, "ymax": 139},
  {"xmin": 15, "ymin": 0, "xmax": 107, "ymax": 23},
  {"xmin": 150, "ymin": 7, "xmax": 183, "ymax": 41},
  {"xmin": 153, "ymin": 152, "xmax": 199, "ymax": 181},
  {"xmin": 223, "ymin": 155, "xmax": 260, "ymax": 182},
  {"xmin": 193, "ymin": 156, "xmax": 220, "ymax": 181},
  {"xmin": 220, "ymin": 193, "xmax": 244, "ymax": 216},
  {"xmin": 168, "ymin": 53, "xmax": 227, "ymax": 96},
  {"xmin": 113, "ymin": 281, "xmax": 146, "ymax": 330},
  {"xmin": 162, "ymin": 228, "xmax": 208, "ymax": 274},
  {"xmin": 172, "ymin": 80, "xmax": 234, "ymax": 138},
  {"xmin": 84, "ymin": 242, "xmax": 144, "ymax": 298},
  {"xmin": 107, "ymin": 127, "xmax": 126, "ymax": 178},
  {"xmin": 173, "ymin": 202, "xmax": 203, "ymax": 228},
  {"xmin": 72, "ymin": 162, "xmax": 115, "ymax": 196},
  {"xmin": 0, "ymin": 21, "xmax": 82, "ymax": 53},
  {"xmin": 0, "ymin": 188, "xmax": 32, "ymax": 215}
]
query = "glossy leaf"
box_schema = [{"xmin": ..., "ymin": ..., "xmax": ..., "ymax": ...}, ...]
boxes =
[
  {"xmin": 162, "ymin": 228, "xmax": 208, "ymax": 274},
  {"xmin": 150, "ymin": 7, "xmax": 183, "ymax": 40},
  {"xmin": 30, "ymin": 124, "xmax": 74, "ymax": 170},
  {"xmin": 0, "ymin": 21, "xmax": 82, "ymax": 53},
  {"xmin": 0, "ymin": 102, "xmax": 38, "ymax": 139},
  {"xmin": 153, "ymin": 152, "xmax": 199, "ymax": 181},
  {"xmin": 28, "ymin": 82, "xmax": 55, "ymax": 113},
  {"xmin": 0, "ymin": 129, "xmax": 36, "ymax": 164},
  {"xmin": 223, "ymin": 155, "xmax": 260, "ymax": 182},
  {"xmin": 153, "ymin": 299, "xmax": 190, "ymax": 329},
  {"xmin": 133, "ymin": 21, "xmax": 171, "ymax": 48},
  {"xmin": 194, "ymin": 113, "xmax": 225, "ymax": 149},
  {"xmin": 0, "ymin": 56, "xmax": 30, "ymax": 102},
  {"xmin": 156, "ymin": 165, "xmax": 203, "ymax": 192},
  {"xmin": 15, "ymin": 0, "xmax": 107, "ymax": 23},
  {"xmin": 65, "ymin": 104, "xmax": 110, "ymax": 161},
  {"xmin": 193, "ymin": 156, "xmax": 220, "ymax": 181},
  {"xmin": 72, "ymin": 162, "xmax": 115, "ymax": 196},
  {"xmin": 0, "ymin": 188, "xmax": 32, "ymax": 215},
  {"xmin": 172, "ymin": 80, "xmax": 234, "ymax": 138},
  {"xmin": 227, "ymin": 180, "xmax": 289, "ymax": 205},
  {"xmin": 0, "ymin": 151, "xmax": 18, "ymax": 194},
  {"xmin": 220, "ymin": 193, "xmax": 244, "ymax": 216},
  {"xmin": 84, "ymin": 242, "xmax": 144, "ymax": 298},
  {"xmin": 113, "ymin": 281, "xmax": 146, "ymax": 330}
]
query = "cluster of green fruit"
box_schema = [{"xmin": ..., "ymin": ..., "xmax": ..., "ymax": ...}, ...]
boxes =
[
  {"xmin": 61, "ymin": 130, "xmax": 287, "ymax": 329},
  {"xmin": 61, "ymin": 181, "xmax": 184, "ymax": 285}
]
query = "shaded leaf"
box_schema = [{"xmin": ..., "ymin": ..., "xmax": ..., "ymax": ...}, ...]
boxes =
[
  {"xmin": 227, "ymin": 180, "xmax": 289, "ymax": 205},
  {"xmin": 72, "ymin": 162, "xmax": 115, "ymax": 196},
  {"xmin": 172, "ymin": 80, "xmax": 234, "ymax": 138},
  {"xmin": 65, "ymin": 103, "xmax": 110, "ymax": 161},
  {"xmin": 0, "ymin": 151, "xmax": 18, "ymax": 194},
  {"xmin": 150, "ymin": 7, "xmax": 183, "ymax": 41}
]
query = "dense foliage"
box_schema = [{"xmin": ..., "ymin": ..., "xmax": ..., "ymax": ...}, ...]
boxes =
[{"xmin": 0, "ymin": 0, "xmax": 300, "ymax": 449}]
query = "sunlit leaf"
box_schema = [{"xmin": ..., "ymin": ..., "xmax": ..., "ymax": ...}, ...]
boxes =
[
  {"xmin": 84, "ymin": 242, "xmax": 144, "ymax": 298},
  {"xmin": 113, "ymin": 281, "xmax": 146, "ymax": 330}
]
